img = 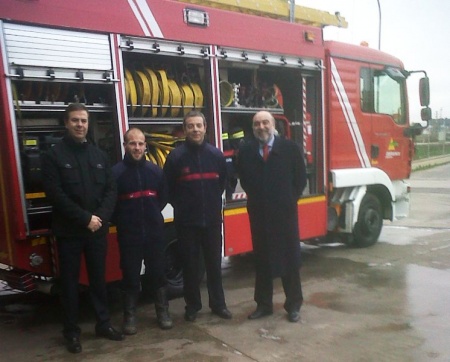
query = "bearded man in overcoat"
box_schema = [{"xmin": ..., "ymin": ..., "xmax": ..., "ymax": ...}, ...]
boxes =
[{"xmin": 237, "ymin": 110, "xmax": 307, "ymax": 323}]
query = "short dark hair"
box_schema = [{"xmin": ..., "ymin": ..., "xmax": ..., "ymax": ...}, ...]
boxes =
[
  {"xmin": 65, "ymin": 103, "xmax": 89, "ymax": 121},
  {"xmin": 183, "ymin": 110, "xmax": 206, "ymax": 128}
]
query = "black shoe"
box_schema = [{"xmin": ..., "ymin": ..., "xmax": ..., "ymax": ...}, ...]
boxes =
[
  {"xmin": 212, "ymin": 308, "xmax": 232, "ymax": 319},
  {"xmin": 65, "ymin": 337, "xmax": 82, "ymax": 354},
  {"xmin": 96, "ymin": 326, "xmax": 125, "ymax": 341},
  {"xmin": 184, "ymin": 311, "xmax": 197, "ymax": 322},
  {"xmin": 248, "ymin": 308, "xmax": 273, "ymax": 320},
  {"xmin": 287, "ymin": 311, "xmax": 300, "ymax": 323}
]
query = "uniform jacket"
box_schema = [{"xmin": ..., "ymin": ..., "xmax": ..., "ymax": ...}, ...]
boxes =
[
  {"xmin": 163, "ymin": 140, "xmax": 227, "ymax": 227},
  {"xmin": 237, "ymin": 136, "xmax": 307, "ymax": 276},
  {"xmin": 41, "ymin": 135, "xmax": 117, "ymax": 238},
  {"xmin": 112, "ymin": 153, "xmax": 167, "ymax": 244}
]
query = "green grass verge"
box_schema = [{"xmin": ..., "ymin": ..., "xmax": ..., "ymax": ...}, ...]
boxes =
[{"xmin": 414, "ymin": 143, "xmax": 450, "ymax": 160}]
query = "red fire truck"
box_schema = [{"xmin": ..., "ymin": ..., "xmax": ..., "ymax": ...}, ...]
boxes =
[{"xmin": 0, "ymin": 0, "xmax": 430, "ymax": 293}]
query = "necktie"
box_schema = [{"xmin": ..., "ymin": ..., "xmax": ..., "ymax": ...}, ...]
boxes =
[{"xmin": 263, "ymin": 143, "xmax": 269, "ymax": 161}]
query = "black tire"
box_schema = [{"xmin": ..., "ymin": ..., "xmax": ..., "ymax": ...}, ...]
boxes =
[
  {"xmin": 351, "ymin": 193, "xmax": 383, "ymax": 248},
  {"xmin": 165, "ymin": 238, "xmax": 184, "ymax": 299}
]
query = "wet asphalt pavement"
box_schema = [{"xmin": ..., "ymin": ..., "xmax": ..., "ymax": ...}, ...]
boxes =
[{"xmin": 2, "ymin": 161, "xmax": 450, "ymax": 361}]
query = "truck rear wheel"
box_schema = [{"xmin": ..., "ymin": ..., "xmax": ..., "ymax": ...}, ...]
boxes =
[
  {"xmin": 351, "ymin": 193, "xmax": 383, "ymax": 248},
  {"xmin": 165, "ymin": 237, "xmax": 184, "ymax": 298}
]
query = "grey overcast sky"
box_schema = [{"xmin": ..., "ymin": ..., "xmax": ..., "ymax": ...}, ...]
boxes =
[{"xmin": 299, "ymin": 0, "xmax": 448, "ymax": 122}]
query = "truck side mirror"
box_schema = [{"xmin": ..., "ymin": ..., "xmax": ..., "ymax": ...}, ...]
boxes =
[
  {"xmin": 403, "ymin": 123, "xmax": 424, "ymax": 137},
  {"xmin": 419, "ymin": 77, "xmax": 430, "ymax": 107},
  {"xmin": 421, "ymin": 107, "xmax": 432, "ymax": 121}
]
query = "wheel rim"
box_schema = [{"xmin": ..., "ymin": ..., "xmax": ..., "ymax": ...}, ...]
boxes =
[{"xmin": 362, "ymin": 208, "xmax": 381, "ymax": 237}]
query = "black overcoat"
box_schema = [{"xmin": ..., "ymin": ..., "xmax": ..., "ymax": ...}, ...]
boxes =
[{"xmin": 237, "ymin": 136, "xmax": 307, "ymax": 277}]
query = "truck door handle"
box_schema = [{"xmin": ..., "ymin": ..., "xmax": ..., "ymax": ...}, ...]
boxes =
[{"xmin": 371, "ymin": 145, "xmax": 379, "ymax": 158}]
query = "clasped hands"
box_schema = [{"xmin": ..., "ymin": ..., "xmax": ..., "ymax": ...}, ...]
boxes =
[{"xmin": 88, "ymin": 215, "xmax": 102, "ymax": 233}]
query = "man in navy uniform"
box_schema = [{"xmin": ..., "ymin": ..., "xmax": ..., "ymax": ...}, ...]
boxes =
[
  {"xmin": 112, "ymin": 128, "xmax": 172, "ymax": 334},
  {"xmin": 164, "ymin": 110, "xmax": 231, "ymax": 322}
]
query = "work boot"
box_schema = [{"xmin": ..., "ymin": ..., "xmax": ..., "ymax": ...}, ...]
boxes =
[
  {"xmin": 155, "ymin": 287, "xmax": 173, "ymax": 330},
  {"xmin": 123, "ymin": 292, "xmax": 138, "ymax": 335}
]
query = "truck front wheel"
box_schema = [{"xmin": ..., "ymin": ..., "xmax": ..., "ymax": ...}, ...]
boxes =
[{"xmin": 351, "ymin": 193, "xmax": 383, "ymax": 248}]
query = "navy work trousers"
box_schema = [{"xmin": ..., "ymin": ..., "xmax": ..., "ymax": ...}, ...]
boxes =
[
  {"xmin": 177, "ymin": 225, "xmax": 226, "ymax": 313},
  {"xmin": 119, "ymin": 237, "xmax": 166, "ymax": 294}
]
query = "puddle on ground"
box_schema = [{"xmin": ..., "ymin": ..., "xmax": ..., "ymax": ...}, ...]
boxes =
[
  {"xmin": 307, "ymin": 291, "xmax": 342, "ymax": 310},
  {"xmin": 369, "ymin": 322, "xmax": 412, "ymax": 332},
  {"xmin": 379, "ymin": 225, "xmax": 437, "ymax": 246},
  {"xmin": 406, "ymin": 264, "xmax": 450, "ymax": 360},
  {"xmin": 306, "ymin": 259, "xmax": 450, "ymax": 360}
]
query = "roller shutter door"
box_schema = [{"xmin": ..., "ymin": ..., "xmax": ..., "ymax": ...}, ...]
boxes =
[{"xmin": 2, "ymin": 22, "xmax": 112, "ymax": 81}]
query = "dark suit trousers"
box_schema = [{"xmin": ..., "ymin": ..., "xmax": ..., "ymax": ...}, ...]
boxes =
[
  {"xmin": 177, "ymin": 225, "xmax": 226, "ymax": 313},
  {"xmin": 254, "ymin": 256, "xmax": 303, "ymax": 313},
  {"xmin": 57, "ymin": 236, "xmax": 110, "ymax": 338}
]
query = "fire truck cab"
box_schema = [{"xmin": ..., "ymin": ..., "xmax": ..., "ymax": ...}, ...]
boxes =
[{"xmin": 0, "ymin": 0, "xmax": 430, "ymax": 292}]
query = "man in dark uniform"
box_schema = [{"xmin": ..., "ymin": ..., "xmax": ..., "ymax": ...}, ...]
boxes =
[
  {"xmin": 237, "ymin": 110, "xmax": 307, "ymax": 323},
  {"xmin": 163, "ymin": 110, "xmax": 232, "ymax": 322},
  {"xmin": 42, "ymin": 103, "xmax": 124, "ymax": 354},
  {"xmin": 112, "ymin": 128, "xmax": 172, "ymax": 334}
]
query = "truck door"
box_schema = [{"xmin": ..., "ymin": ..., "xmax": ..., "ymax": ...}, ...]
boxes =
[
  {"xmin": 360, "ymin": 66, "xmax": 411, "ymax": 180},
  {"xmin": 220, "ymin": 58, "xmax": 327, "ymax": 256}
]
